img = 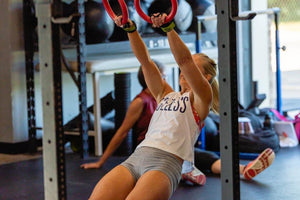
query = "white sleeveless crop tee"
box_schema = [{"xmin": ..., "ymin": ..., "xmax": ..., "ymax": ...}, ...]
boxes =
[{"xmin": 137, "ymin": 92, "xmax": 202, "ymax": 163}]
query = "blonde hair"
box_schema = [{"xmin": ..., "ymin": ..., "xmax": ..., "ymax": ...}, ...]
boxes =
[{"xmin": 195, "ymin": 53, "xmax": 219, "ymax": 114}]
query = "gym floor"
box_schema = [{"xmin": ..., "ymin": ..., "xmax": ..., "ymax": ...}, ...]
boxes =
[{"xmin": 1, "ymin": 146, "xmax": 299, "ymax": 200}]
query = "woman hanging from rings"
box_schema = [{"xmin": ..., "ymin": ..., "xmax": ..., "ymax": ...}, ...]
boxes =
[{"xmin": 88, "ymin": 4, "xmax": 218, "ymax": 200}]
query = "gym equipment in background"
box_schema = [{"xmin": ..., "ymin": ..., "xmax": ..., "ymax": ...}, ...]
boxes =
[
  {"xmin": 61, "ymin": 0, "xmax": 115, "ymax": 44},
  {"xmin": 114, "ymin": 73, "xmax": 132, "ymax": 156},
  {"xmin": 174, "ymin": 0, "xmax": 193, "ymax": 32},
  {"xmin": 186, "ymin": 0, "xmax": 217, "ymax": 33}
]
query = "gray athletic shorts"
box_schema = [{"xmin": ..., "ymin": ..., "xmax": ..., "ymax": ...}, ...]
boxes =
[{"xmin": 120, "ymin": 146, "xmax": 182, "ymax": 194}]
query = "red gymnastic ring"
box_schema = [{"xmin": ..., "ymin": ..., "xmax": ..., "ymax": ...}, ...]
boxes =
[
  {"xmin": 134, "ymin": 0, "xmax": 178, "ymax": 24},
  {"xmin": 102, "ymin": 0, "xmax": 129, "ymax": 25}
]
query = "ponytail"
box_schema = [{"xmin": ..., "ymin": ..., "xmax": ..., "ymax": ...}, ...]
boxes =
[
  {"xmin": 210, "ymin": 78, "xmax": 219, "ymax": 114},
  {"xmin": 195, "ymin": 53, "xmax": 219, "ymax": 114}
]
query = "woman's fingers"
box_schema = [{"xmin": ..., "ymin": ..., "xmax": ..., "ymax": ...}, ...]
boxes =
[
  {"xmin": 114, "ymin": 15, "xmax": 123, "ymax": 26},
  {"xmin": 151, "ymin": 13, "xmax": 168, "ymax": 28}
]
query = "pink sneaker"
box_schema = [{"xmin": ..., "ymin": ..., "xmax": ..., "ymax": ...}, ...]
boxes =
[
  {"xmin": 181, "ymin": 167, "xmax": 206, "ymax": 186},
  {"xmin": 243, "ymin": 148, "xmax": 275, "ymax": 180}
]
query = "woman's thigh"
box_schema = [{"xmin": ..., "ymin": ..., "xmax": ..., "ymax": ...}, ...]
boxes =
[
  {"xmin": 89, "ymin": 165, "xmax": 136, "ymax": 200},
  {"xmin": 126, "ymin": 170, "xmax": 172, "ymax": 200}
]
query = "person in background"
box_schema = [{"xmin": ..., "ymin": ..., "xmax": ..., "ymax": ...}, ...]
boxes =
[{"xmin": 80, "ymin": 62, "xmax": 165, "ymax": 169}]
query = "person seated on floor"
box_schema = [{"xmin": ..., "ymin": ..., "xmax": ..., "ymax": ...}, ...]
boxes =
[
  {"xmin": 80, "ymin": 61, "xmax": 165, "ymax": 169},
  {"xmin": 181, "ymin": 147, "xmax": 275, "ymax": 186}
]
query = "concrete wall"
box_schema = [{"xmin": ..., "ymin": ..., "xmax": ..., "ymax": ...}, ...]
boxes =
[{"xmin": 0, "ymin": 0, "xmax": 27, "ymax": 143}]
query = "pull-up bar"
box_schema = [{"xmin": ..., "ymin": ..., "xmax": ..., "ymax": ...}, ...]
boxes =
[{"xmin": 197, "ymin": 7, "xmax": 280, "ymax": 22}]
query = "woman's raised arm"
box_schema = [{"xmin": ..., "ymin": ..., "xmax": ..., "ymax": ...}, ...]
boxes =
[
  {"xmin": 114, "ymin": 16, "xmax": 172, "ymax": 102},
  {"xmin": 151, "ymin": 14, "xmax": 212, "ymax": 116}
]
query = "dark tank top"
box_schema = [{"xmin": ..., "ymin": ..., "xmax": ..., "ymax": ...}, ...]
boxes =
[{"xmin": 132, "ymin": 90, "xmax": 157, "ymax": 147}]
